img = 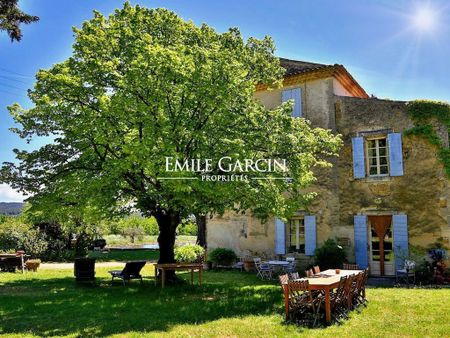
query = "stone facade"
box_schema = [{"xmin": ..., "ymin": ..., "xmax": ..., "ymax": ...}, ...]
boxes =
[{"xmin": 206, "ymin": 62, "xmax": 449, "ymax": 274}]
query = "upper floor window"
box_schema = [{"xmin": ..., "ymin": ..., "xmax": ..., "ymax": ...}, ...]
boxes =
[
  {"xmin": 288, "ymin": 218, "xmax": 305, "ymax": 253},
  {"xmin": 352, "ymin": 132, "xmax": 404, "ymax": 179},
  {"xmin": 366, "ymin": 137, "xmax": 389, "ymax": 177}
]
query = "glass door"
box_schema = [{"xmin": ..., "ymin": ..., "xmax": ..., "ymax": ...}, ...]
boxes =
[{"xmin": 368, "ymin": 215, "xmax": 394, "ymax": 276}]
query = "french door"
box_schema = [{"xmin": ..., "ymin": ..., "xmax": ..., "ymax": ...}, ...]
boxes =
[{"xmin": 368, "ymin": 215, "xmax": 394, "ymax": 276}]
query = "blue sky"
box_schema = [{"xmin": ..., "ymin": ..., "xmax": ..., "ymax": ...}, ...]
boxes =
[{"xmin": 1, "ymin": 0, "xmax": 449, "ymax": 201}]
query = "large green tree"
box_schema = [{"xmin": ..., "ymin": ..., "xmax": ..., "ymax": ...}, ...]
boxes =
[
  {"xmin": 1, "ymin": 4, "xmax": 341, "ymax": 278},
  {"xmin": 0, "ymin": 0, "xmax": 39, "ymax": 42}
]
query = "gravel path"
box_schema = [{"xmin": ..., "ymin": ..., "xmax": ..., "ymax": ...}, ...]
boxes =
[{"xmin": 40, "ymin": 262, "xmax": 134, "ymax": 269}]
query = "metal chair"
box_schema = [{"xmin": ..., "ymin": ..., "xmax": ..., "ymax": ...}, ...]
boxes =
[
  {"xmin": 396, "ymin": 260, "xmax": 416, "ymax": 285},
  {"xmin": 255, "ymin": 262, "xmax": 273, "ymax": 280},
  {"xmin": 313, "ymin": 265, "xmax": 321, "ymax": 274},
  {"xmin": 284, "ymin": 258, "xmax": 297, "ymax": 274}
]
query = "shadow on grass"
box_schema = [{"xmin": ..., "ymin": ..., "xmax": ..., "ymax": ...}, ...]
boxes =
[{"xmin": 0, "ymin": 271, "xmax": 283, "ymax": 337}]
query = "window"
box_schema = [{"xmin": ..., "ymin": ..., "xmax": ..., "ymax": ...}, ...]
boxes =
[
  {"xmin": 288, "ymin": 218, "xmax": 305, "ymax": 253},
  {"xmin": 366, "ymin": 137, "xmax": 389, "ymax": 176}
]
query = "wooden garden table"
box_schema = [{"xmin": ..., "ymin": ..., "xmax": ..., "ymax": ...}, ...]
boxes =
[
  {"xmin": 304, "ymin": 269, "xmax": 362, "ymax": 325},
  {"xmin": 154, "ymin": 263, "xmax": 203, "ymax": 288}
]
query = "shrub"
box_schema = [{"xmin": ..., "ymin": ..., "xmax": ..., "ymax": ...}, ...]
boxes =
[
  {"xmin": 208, "ymin": 248, "xmax": 237, "ymax": 266},
  {"xmin": 314, "ymin": 238, "xmax": 347, "ymax": 270},
  {"xmin": 177, "ymin": 221, "xmax": 197, "ymax": 236},
  {"xmin": 0, "ymin": 217, "xmax": 48, "ymax": 258},
  {"xmin": 116, "ymin": 215, "xmax": 159, "ymax": 242},
  {"xmin": 174, "ymin": 244, "xmax": 205, "ymax": 263}
]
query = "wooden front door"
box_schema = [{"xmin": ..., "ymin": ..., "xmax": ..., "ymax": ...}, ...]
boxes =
[{"xmin": 368, "ymin": 215, "xmax": 394, "ymax": 276}]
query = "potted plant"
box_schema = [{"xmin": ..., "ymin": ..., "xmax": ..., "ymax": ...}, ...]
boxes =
[
  {"xmin": 25, "ymin": 259, "xmax": 41, "ymax": 272},
  {"xmin": 242, "ymin": 256, "xmax": 254, "ymax": 272},
  {"xmin": 207, "ymin": 248, "xmax": 237, "ymax": 268}
]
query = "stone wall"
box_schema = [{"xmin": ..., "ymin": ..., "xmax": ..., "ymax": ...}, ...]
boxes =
[
  {"xmin": 335, "ymin": 96, "xmax": 450, "ymax": 249},
  {"xmin": 206, "ymin": 86, "xmax": 450, "ymax": 264}
]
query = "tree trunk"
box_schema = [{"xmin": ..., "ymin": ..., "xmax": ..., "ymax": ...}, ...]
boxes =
[
  {"xmin": 155, "ymin": 209, "xmax": 180, "ymax": 282},
  {"xmin": 195, "ymin": 214, "xmax": 207, "ymax": 249}
]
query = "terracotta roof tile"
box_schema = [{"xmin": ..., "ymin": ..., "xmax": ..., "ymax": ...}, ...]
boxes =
[{"xmin": 279, "ymin": 57, "xmax": 332, "ymax": 76}]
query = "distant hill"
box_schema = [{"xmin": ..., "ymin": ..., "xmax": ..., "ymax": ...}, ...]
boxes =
[{"xmin": 0, "ymin": 202, "xmax": 24, "ymax": 216}]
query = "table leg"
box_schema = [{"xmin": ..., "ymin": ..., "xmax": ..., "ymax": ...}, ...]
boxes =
[
  {"xmin": 325, "ymin": 287, "xmax": 331, "ymax": 325},
  {"xmin": 162, "ymin": 269, "xmax": 166, "ymax": 288},
  {"xmin": 199, "ymin": 267, "xmax": 203, "ymax": 286},
  {"xmin": 283, "ymin": 285, "xmax": 289, "ymax": 320}
]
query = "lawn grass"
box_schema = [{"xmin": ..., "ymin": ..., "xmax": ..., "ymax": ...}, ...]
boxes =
[
  {"xmin": 0, "ymin": 268, "xmax": 449, "ymax": 337},
  {"xmin": 88, "ymin": 249, "xmax": 159, "ymax": 262}
]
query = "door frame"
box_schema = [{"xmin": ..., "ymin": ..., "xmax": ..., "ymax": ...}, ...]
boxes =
[{"xmin": 360, "ymin": 210, "xmax": 400, "ymax": 276}]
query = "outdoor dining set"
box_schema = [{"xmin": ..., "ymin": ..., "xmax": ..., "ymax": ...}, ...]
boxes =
[
  {"xmin": 279, "ymin": 264, "xmax": 369, "ymax": 326},
  {"xmin": 253, "ymin": 257, "xmax": 296, "ymax": 280}
]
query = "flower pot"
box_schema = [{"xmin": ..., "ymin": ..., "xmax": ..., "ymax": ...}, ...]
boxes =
[
  {"xmin": 243, "ymin": 261, "xmax": 254, "ymax": 272},
  {"xmin": 25, "ymin": 260, "xmax": 41, "ymax": 272}
]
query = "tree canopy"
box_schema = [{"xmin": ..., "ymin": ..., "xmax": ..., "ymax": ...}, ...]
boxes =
[
  {"xmin": 1, "ymin": 4, "xmax": 342, "ymax": 267},
  {"xmin": 0, "ymin": 0, "xmax": 39, "ymax": 42}
]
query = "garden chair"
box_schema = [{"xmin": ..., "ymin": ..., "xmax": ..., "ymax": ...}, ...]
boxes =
[
  {"xmin": 313, "ymin": 265, "xmax": 320, "ymax": 274},
  {"xmin": 343, "ymin": 263, "xmax": 360, "ymax": 270},
  {"xmin": 354, "ymin": 268, "xmax": 369, "ymax": 307},
  {"xmin": 109, "ymin": 261, "xmax": 146, "ymax": 286},
  {"xmin": 283, "ymin": 258, "xmax": 297, "ymax": 274},
  {"xmin": 74, "ymin": 258, "xmax": 96, "ymax": 284},
  {"xmin": 329, "ymin": 275, "xmax": 349, "ymax": 323},
  {"xmin": 288, "ymin": 272, "xmax": 300, "ymax": 280},
  {"xmin": 351, "ymin": 272, "xmax": 365, "ymax": 310},
  {"xmin": 255, "ymin": 262, "xmax": 273, "ymax": 280},
  {"xmin": 395, "ymin": 260, "xmax": 416, "ymax": 285},
  {"xmin": 305, "ymin": 269, "xmax": 313, "ymax": 277},
  {"xmin": 287, "ymin": 279, "xmax": 321, "ymax": 327}
]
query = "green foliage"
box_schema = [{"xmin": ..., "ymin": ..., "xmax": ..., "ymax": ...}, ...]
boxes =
[
  {"xmin": 0, "ymin": 216, "xmax": 48, "ymax": 257},
  {"xmin": 116, "ymin": 215, "xmax": 158, "ymax": 243},
  {"xmin": 208, "ymin": 248, "xmax": 237, "ymax": 266},
  {"xmin": 1, "ymin": 4, "xmax": 342, "ymax": 263},
  {"xmin": 174, "ymin": 244, "xmax": 205, "ymax": 263},
  {"xmin": 177, "ymin": 221, "xmax": 197, "ymax": 236},
  {"xmin": 405, "ymin": 100, "xmax": 450, "ymax": 178},
  {"xmin": 314, "ymin": 238, "xmax": 347, "ymax": 270},
  {"xmin": 0, "ymin": 0, "xmax": 39, "ymax": 42}
]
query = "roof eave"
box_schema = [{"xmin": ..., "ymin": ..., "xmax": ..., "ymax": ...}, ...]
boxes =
[{"xmin": 256, "ymin": 65, "xmax": 369, "ymax": 98}]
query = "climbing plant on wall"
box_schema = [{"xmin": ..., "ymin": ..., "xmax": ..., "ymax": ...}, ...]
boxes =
[{"xmin": 405, "ymin": 100, "xmax": 450, "ymax": 178}]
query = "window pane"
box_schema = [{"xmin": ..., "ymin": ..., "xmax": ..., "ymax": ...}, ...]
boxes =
[
  {"xmin": 369, "ymin": 167, "xmax": 378, "ymax": 175},
  {"xmin": 379, "ymin": 157, "xmax": 388, "ymax": 165},
  {"xmin": 368, "ymin": 149, "xmax": 377, "ymax": 157},
  {"xmin": 380, "ymin": 165, "xmax": 389, "ymax": 174},
  {"xmin": 370, "ymin": 158, "xmax": 378, "ymax": 165},
  {"xmin": 379, "ymin": 148, "xmax": 386, "ymax": 156},
  {"xmin": 378, "ymin": 139, "xmax": 387, "ymax": 147},
  {"xmin": 368, "ymin": 140, "xmax": 376, "ymax": 148}
]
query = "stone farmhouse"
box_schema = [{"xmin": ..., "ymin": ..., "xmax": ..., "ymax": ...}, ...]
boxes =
[{"xmin": 206, "ymin": 58, "xmax": 450, "ymax": 276}]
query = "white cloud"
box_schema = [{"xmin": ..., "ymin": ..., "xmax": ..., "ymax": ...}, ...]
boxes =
[{"xmin": 0, "ymin": 184, "xmax": 26, "ymax": 202}]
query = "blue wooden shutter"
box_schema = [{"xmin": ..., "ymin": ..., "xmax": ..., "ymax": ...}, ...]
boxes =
[
  {"xmin": 388, "ymin": 133, "xmax": 404, "ymax": 176},
  {"xmin": 282, "ymin": 88, "xmax": 302, "ymax": 118},
  {"xmin": 304, "ymin": 215, "xmax": 316, "ymax": 256},
  {"xmin": 393, "ymin": 214, "xmax": 408, "ymax": 270},
  {"xmin": 275, "ymin": 218, "xmax": 286, "ymax": 255},
  {"xmin": 291, "ymin": 88, "xmax": 302, "ymax": 118},
  {"xmin": 354, "ymin": 215, "xmax": 368, "ymax": 269},
  {"xmin": 352, "ymin": 137, "xmax": 366, "ymax": 179}
]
